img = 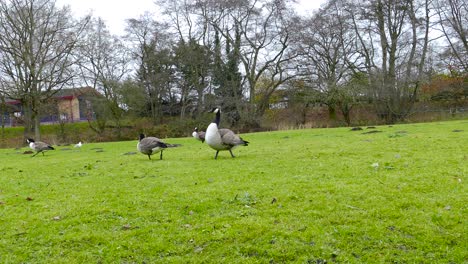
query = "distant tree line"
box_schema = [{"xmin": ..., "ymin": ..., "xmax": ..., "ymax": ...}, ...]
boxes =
[{"xmin": 0, "ymin": 0, "xmax": 466, "ymax": 139}]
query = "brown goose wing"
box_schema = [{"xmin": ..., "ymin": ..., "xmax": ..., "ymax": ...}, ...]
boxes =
[
  {"xmin": 198, "ymin": 131, "xmax": 206, "ymax": 142},
  {"xmin": 140, "ymin": 137, "xmax": 167, "ymax": 152},
  {"xmin": 218, "ymin": 129, "xmax": 248, "ymax": 146},
  {"xmin": 35, "ymin": 141, "xmax": 54, "ymax": 151}
]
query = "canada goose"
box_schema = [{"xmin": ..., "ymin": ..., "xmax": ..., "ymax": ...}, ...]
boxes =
[
  {"xmin": 137, "ymin": 134, "xmax": 168, "ymax": 160},
  {"xmin": 26, "ymin": 138, "xmax": 55, "ymax": 157},
  {"xmin": 205, "ymin": 107, "xmax": 249, "ymax": 159},
  {"xmin": 192, "ymin": 127, "xmax": 206, "ymax": 143}
]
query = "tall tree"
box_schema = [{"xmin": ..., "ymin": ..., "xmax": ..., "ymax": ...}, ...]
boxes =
[
  {"xmin": 156, "ymin": 0, "xmax": 214, "ymax": 118},
  {"xmin": 295, "ymin": 0, "xmax": 363, "ymax": 124},
  {"xmin": 346, "ymin": 0, "xmax": 432, "ymax": 123},
  {"xmin": 174, "ymin": 37, "xmax": 211, "ymax": 118},
  {"xmin": 197, "ymin": 0, "xmax": 297, "ymax": 125},
  {"xmin": 433, "ymin": 0, "xmax": 468, "ymax": 73},
  {"xmin": 212, "ymin": 27, "xmax": 243, "ymax": 126},
  {"xmin": 125, "ymin": 14, "xmax": 174, "ymax": 123},
  {"xmin": 374, "ymin": 0, "xmax": 431, "ymax": 122},
  {"xmin": 0, "ymin": 0, "xmax": 89, "ymax": 139},
  {"xmin": 77, "ymin": 18, "xmax": 131, "ymax": 138}
]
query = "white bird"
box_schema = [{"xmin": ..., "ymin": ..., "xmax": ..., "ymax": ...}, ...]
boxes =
[
  {"xmin": 192, "ymin": 127, "xmax": 206, "ymax": 143},
  {"xmin": 137, "ymin": 134, "xmax": 168, "ymax": 160},
  {"xmin": 26, "ymin": 138, "xmax": 55, "ymax": 157},
  {"xmin": 205, "ymin": 107, "xmax": 249, "ymax": 159},
  {"xmin": 74, "ymin": 141, "xmax": 83, "ymax": 148}
]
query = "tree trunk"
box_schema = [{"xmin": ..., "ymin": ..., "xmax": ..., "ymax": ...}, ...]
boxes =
[
  {"xmin": 22, "ymin": 100, "xmax": 33, "ymax": 138},
  {"xmin": 340, "ymin": 104, "xmax": 352, "ymax": 126},
  {"xmin": 328, "ymin": 105, "xmax": 337, "ymax": 121},
  {"xmin": 196, "ymin": 89, "xmax": 204, "ymax": 117},
  {"xmin": 255, "ymin": 95, "xmax": 270, "ymax": 119},
  {"xmin": 34, "ymin": 115, "xmax": 41, "ymax": 140},
  {"xmin": 0, "ymin": 96, "xmax": 5, "ymax": 147}
]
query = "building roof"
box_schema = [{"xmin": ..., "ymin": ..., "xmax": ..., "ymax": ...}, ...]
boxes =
[
  {"xmin": 3, "ymin": 87, "xmax": 101, "ymax": 106},
  {"xmin": 53, "ymin": 87, "xmax": 102, "ymax": 99}
]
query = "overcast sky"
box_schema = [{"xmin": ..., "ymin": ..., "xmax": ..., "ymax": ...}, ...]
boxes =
[{"xmin": 55, "ymin": 0, "xmax": 325, "ymax": 35}]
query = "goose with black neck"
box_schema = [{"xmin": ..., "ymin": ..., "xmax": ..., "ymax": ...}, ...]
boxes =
[{"xmin": 205, "ymin": 107, "xmax": 249, "ymax": 159}]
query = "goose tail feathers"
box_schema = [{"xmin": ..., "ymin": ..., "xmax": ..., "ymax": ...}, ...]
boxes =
[
  {"xmin": 240, "ymin": 138, "xmax": 249, "ymax": 146},
  {"xmin": 157, "ymin": 142, "xmax": 168, "ymax": 149}
]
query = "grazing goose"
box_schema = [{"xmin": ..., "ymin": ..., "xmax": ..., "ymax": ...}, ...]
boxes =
[
  {"xmin": 137, "ymin": 134, "xmax": 168, "ymax": 160},
  {"xmin": 26, "ymin": 138, "xmax": 55, "ymax": 157},
  {"xmin": 205, "ymin": 107, "xmax": 249, "ymax": 159},
  {"xmin": 192, "ymin": 127, "xmax": 206, "ymax": 143}
]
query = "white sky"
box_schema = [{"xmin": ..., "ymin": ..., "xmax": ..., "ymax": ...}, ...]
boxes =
[{"xmin": 55, "ymin": 0, "xmax": 325, "ymax": 36}]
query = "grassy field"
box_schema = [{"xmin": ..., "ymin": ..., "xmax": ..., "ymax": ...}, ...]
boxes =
[{"xmin": 0, "ymin": 120, "xmax": 466, "ymax": 263}]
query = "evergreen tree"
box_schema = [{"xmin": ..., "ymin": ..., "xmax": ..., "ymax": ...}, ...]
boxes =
[{"xmin": 212, "ymin": 26, "xmax": 242, "ymax": 126}]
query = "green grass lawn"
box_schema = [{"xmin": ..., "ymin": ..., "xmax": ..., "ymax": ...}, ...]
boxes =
[{"xmin": 0, "ymin": 120, "xmax": 466, "ymax": 263}]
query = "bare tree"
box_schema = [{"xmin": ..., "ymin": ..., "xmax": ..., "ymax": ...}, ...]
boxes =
[
  {"xmin": 157, "ymin": 0, "xmax": 214, "ymax": 118},
  {"xmin": 433, "ymin": 0, "xmax": 468, "ymax": 72},
  {"xmin": 0, "ymin": 81, "xmax": 7, "ymax": 144},
  {"xmin": 197, "ymin": 0, "xmax": 298, "ymax": 125},
  {"xmin": 294, "ymin": 0, "xmax": 364, "ymax": 125},
  {"xmin": 125, "ymin": 13, "xmax": 174, "ymax": 123},
  {"xmin": 157, "ymin": 0, "xmax": 201, "ymax": 42},
  {"xmin": 345, "ymin": 0, "xmax": 432, "ymax": 123},
  {"xmin": 77, "ymin": 18, "xmax": 131, "ymax": 138},
  {"xmin": 0, "ymin": 0, "xmax": 89, "ymax": 139},
  {"xmin": 376, "ymin": 0, "xmax": 432, "ymax": 122}
]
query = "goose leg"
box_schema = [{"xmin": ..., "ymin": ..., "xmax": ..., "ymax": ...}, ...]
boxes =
[
  {"xmin": 229, "ymin": 150, "xmax": 235, "ymax": 158},
  {"xmin": 147, "ymin": 154, "xmax": 151, "ymax": 160},
  {"xmin": 32, "ymin": 151, "xmax": 39, "ymax": 157},
  {"xmin": 160, "ymin": 150, "xmax": 163, "ymax": 160},
  {"xmin": 214, "ymin": 151, "xmax": 219, "ymax": 159}
]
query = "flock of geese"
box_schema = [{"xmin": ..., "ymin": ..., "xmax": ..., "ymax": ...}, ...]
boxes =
[{"xmin": 26, "ymin": 107, "xmax": 249, "ymax": 160}]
